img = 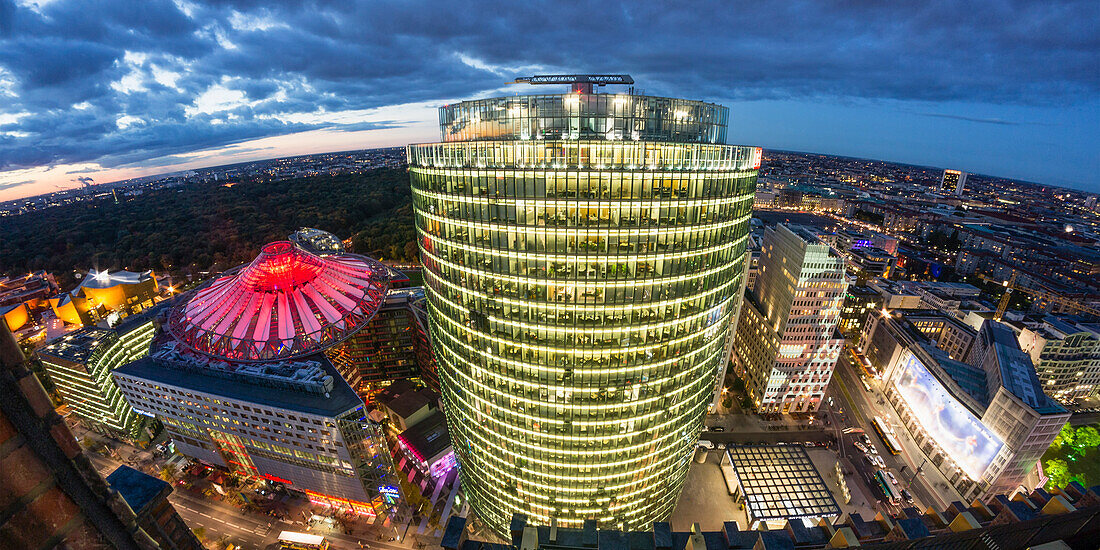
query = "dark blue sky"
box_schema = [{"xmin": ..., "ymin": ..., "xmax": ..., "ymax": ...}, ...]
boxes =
[{"xmin": 0, "ymin": 0, "xmax": 1097, "ymax": 200}]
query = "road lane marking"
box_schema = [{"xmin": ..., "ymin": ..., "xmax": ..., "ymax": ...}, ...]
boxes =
[{"xmin": 834, "ymin": 368, "xmax": 865, "ymax": 425}]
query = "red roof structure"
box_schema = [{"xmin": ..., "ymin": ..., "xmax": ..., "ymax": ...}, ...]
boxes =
[{"xmin": 167, "ymin": 241, "xmax": 390, "ymax": 362}]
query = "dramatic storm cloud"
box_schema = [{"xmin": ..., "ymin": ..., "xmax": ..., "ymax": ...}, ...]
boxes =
[{"xmin": 0, "ymin": 0, "xmax": 1097, "ymax": 198}]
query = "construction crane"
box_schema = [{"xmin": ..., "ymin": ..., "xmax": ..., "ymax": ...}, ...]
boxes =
[
  {"xmin": 979, "ymin": 272, "xmax": 1100, "ymax": 320},
  {"xmin": 513, "ymin": 74, "xmax": 634, "ymax": 94},
  {"xmin": 993, "ymin": 272, "xmax": 1016, "ymax": 321}
]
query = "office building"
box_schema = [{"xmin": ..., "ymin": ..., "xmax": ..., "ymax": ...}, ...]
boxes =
[
  {"xmin": 37, "ymin": 312, "xmax": 158, "ymax": 441},
  {"xmin": 1018, "ymin": 316, "xmax": 1100, "ymax": 404},
  {"xmin": 940, "ymin": 169, "xmax": 968, "ymax": 195},
  {"xmin": 837, "ymin": 285, "xmax": 883, "ymax": 339},
  {"xmin": 872, "ymin": 314, "xmax": 1068, "ymax": 500},
  {"xmin": 112, "ymin": 241, "xmax": 404, "ymax": 513},
  {"xmin": 107, "ymin": 465, "xmax": 203, "ymax": 550},
  {"xmin": 861, "ymin": 309, "xmax": 977, "ymax": 369},
  {"xmin": 846, "ymin": 246, "xmax": 894, "ymax": 281},
  {"xmin": 327, "ymin": 288, "xmax": 422, "ymax": 397},
  {"xmin": 408, "ymin": 75, "xmax": 759, "ymax": 531},
  {"xmin": 0, "ymin": 323, "xmax": 160, "ymax": 550},
  {"xmin": 732, "ymin": 224, "xmax": 847, "ymax": 413},
  {"xmin": 833, "ymin": 228, "xmax": 899, "ymax": 257}
]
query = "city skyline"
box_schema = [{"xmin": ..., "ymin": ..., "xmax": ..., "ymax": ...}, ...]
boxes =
[{"xmin": 1, "ymin": 1, "xmax": 1099, "ymax": 202}]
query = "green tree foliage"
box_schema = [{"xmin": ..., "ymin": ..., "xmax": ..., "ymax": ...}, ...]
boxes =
[
  {"xmin": 0, "ymin": 169, "xmax": 417, "ymax": 286},
  {"xmin": 1058, "ymin": 423, "xmax": 1077, "ymax": 448},
  {"xmin": 1045, "ymin": 458, "xmax": 1071, "ymax": 489},
  {"xmin": 1074, "ymin": 426, "xmax": 1100, "ymax": 456}
]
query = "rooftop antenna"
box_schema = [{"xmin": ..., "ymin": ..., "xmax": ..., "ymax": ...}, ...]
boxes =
[{"xmin": 513, "ymin": 74, "xmax": 634, "ymax": 94}]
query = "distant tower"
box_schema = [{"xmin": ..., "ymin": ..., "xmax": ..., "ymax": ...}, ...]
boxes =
[{"xmin": 940, "ymin": 169, "xmax": 967, "ymax": 196}]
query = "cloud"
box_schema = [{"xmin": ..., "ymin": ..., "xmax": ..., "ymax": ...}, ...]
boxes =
[
  {"xmin": 918, "ymin": 113, "xmax": 1021, "ymax": 125},
  {"xmin": 0, "ymin": 0, "xmax": 1096, "ymax": 187},
  {"xmin": 0, "ymin": 179, "xmax": 35, "ymax": 191}
]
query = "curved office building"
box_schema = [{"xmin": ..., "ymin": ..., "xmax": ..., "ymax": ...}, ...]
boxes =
[{"xmin": 409, "ymin": 85, "xmax": 759, "ymax": 531}]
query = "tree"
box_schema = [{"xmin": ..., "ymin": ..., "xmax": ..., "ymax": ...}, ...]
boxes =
[
  {"xmin": 1045, "ymin": 458, "xmax": 1071, "ymax": 489},
  {"xmin": 1058, "ymin": 423, "xmax": 1077, "ymax": 448},
  {"xmin": 1073, "ymin": 426, "xmax": 1100, "ymax": 456}
]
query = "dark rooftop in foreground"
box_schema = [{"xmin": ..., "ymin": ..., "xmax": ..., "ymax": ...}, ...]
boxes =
[
  {"xmin": 106, "ymin": 465, "xmax": 170, "ymax": 514},
  {"xmin": 441, "ymin": 482, "xmax": 1100, "ymax": 550}
]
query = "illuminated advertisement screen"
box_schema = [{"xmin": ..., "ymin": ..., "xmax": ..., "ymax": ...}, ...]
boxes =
[{"xmin": 893, "ymin": 351, "xmax": 1003, "ymax": 479}]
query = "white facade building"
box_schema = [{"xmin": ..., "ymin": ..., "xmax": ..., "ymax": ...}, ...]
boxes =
[
  {"xmin": 733, "ymin": 224, "xmax": 847, "ymax": 413},
  {"xmin": 877, "ymin": 316, "xmax": 1068, "ymax": 500}
]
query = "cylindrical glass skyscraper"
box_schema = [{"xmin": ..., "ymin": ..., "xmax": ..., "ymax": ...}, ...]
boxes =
[{"xmin": 409, "ymin": 83, "xmax": 759, "ymax": 532}]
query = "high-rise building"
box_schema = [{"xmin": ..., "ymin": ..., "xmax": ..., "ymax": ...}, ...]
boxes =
[
  {"xmin": 327, "ymin": 288, "xmax": 421, "ymax": 395},
  {"xmin": 940, "ymin": 169, "xmax": 968, "ymax": 196},
  {"xmin": 37, "ymin": 309, "xmax": 161, "ymax": 441},
  {"xmin": 732, "ymin": 224, "xmax": 847, "ymax": 413},
  {"xmin": 112, "ymin": 241, "xmax": 404, "ymax": 513},
  {"xmin": 1018, "ymin": 316, "xmax": 1100, "ymax": 404},
  {"xmin": 409, "ymin": 75, "xmax": 759, "ymax": 531}
]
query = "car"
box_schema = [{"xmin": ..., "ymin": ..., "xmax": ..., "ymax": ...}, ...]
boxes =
[
  {"xmin": 873, "ymin": 455, "xmax": 886, "ymax": 469},
  {"xmin": 867, "ymin": 444, "xmax": 879, "ymax": 455},
  {"xmin": 886, "ymin": 471, "xmax": 898, "ymax": 485},
  {"xmin": 698, "ymin": 440, "xmax": 715, "ymax": 450},
  {"xmin": 901, "ymin": 489, "xmax": 914, "ymax": 503},
  {"xmin": 864, "ymin": 455, "xmax": 876, "ymax": 467},
  {"xmin": 708, "ymin": 426, "xmax": 726, "ymax": 432},
  {"xmin": 859, "ymin": 434, "xmax": 872, "ymax": 446},
  {"xmin": 804, "ymin": 441, "xmax": 816, "ymax": 447}
]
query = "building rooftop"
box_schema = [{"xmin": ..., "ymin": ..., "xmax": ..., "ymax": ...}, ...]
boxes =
[
  {"xmin": 397, "ymin": 409, "xmax": 451, "ymax": 461},
  {"xmin": 113, "ymin": 348, "xmax": 363, "ymax": 418},
  {"xmin": 443, "ymin": 483, "xmax": 1100, "ymax": 550},
  {"xmin": 38, "ymin": 327, "xmax": 112, "ymax": 363},
  {"xmin": 167, "ymin": 241, "xmax": 391, "ymax": 362},
  {"xmin": 983, "ymin": 321, "xmax": 1063, "ymax": 413},
  {"xmin": 78, "ymin": 269, "xmax": 154, "ymax": 290},
  {"xmin": 725, "ymin": 445, "xmax": 840, "ymax": 522},
  {"xmin": 106, "ymin": 465, "xmax": 170, "ymax": 515}
]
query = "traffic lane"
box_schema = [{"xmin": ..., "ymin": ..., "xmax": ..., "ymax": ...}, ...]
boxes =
[
  {"xmin": 830, "ymin": 364, "xmax": 920, "ymax": 511},
  {"xmin": 699, "ymin": 429, "xmax": 833, "ymax": 445},
  {"xmin": 834, "ymin": 359, "xmax": 945, "ymax": 510}
]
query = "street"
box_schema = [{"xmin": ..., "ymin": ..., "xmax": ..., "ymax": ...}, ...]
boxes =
[
  {"xmin": 80, "ymin": 433, "xmax": 434, "ymax": 550},
  {"xmin": 827, "ymin": 350, "xmax": 963, "ymax": 512}
]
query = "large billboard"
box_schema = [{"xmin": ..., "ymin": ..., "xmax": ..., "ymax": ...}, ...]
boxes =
[{"xmin": 893, "ymin": 351, "xmax": 1003, "ymax": 479}]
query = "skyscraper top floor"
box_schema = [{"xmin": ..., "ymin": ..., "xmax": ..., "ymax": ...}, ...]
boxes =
[{"xmin": 438, "ymin": 93, "xmax": 728, "ymax": 144}]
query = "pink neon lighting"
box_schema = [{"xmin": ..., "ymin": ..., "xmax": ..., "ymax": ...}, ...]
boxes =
[{"xmin": 168, "ymin": 241, "xmax": 391, "ymax": 361}]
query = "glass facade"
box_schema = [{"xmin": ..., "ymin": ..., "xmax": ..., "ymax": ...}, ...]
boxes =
[
  {"xmin": 38, "ymin": 321, "xmax": 156, "ymax": 440},
  {"xmin": 411, "ymin": 91, "xmax": 758, "ymax": 532},
  {"xmin": 440, "ymin": 94, "xmax": 728, "ymax": 143}
]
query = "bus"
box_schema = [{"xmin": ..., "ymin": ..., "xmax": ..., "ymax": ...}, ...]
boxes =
[
  {"xmin": 875, "ymin": 470, "xmax": 900, "ymax": 505},
  {"xmin": 872, "ymin": 416, "xmax": 902, "ymax": 455},
  {"xmin": 278, "ymin": 532, "xmax": 329, "ymax": 550}
]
